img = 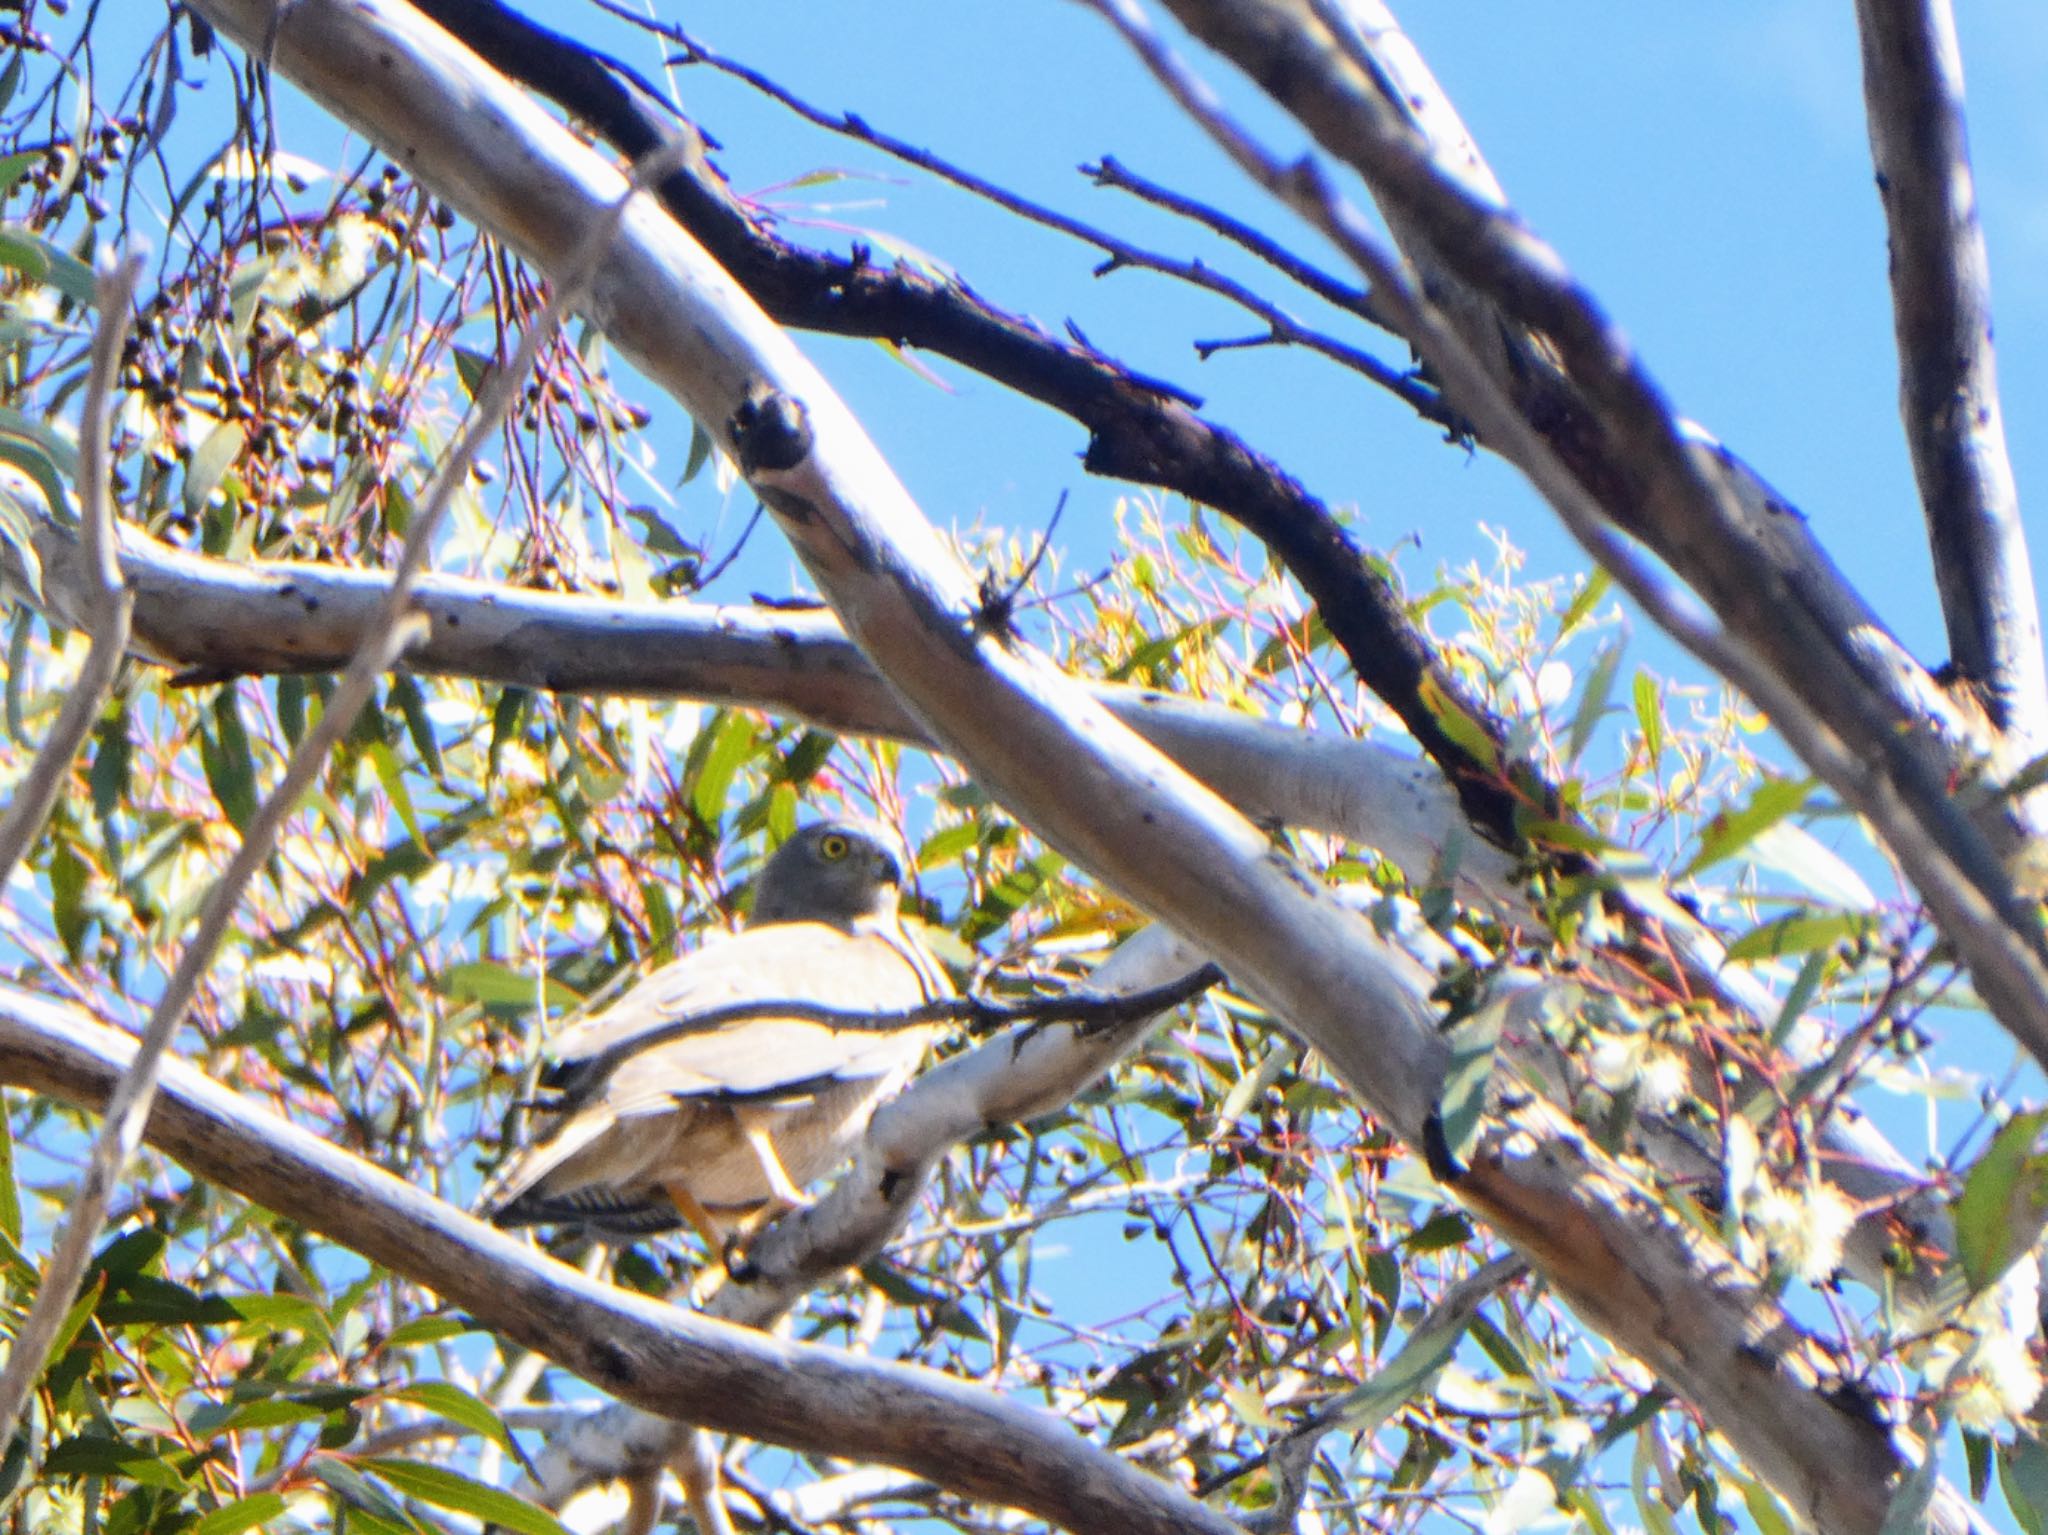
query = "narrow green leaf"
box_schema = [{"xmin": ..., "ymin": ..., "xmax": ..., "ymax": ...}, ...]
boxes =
[
  {"xmin": 200, "ymin": 688, "xmax": 258, "ymax": 830},
  {"xmin": 689, "ymin": 710, "xmax": 756, "ymax": 827},
  {"xmin": 1680, "ymin": 777, "xmax": 1814, "ymax": 877},
  {"xmin": 1768, "ymin": 951, "xmax": 1831, "ymax": 1050},
  {"xmin": 1324, "ymin": 1292, "xmax": 1481, "ymax": 1440},
  {"xmin": 1878, "ymin": 1446, "xmax": 1938, "ymax": 1535},
  {"xmin": 89, "ymin": 705, "xmax": 130, "ymax": 824},
  {"xmin": 488, "ymin": 687, "xmax": 531, "ymax": 783},
  {"xmin": 0, "ymin": 228, "xmax": 93, "ymax": 305},
  {"xmin": 192, "ymin": 1492, "xmax": 289, "ymax": 1535},
  {"xmin": 0, "ymin": 434, "xmax": 71, "ymax": 542},
  {"xmin": 388, "ymin": 1382, "xmax": 515, "ymax": 1453},
  {"xmin": 4, "ymin": 607, "xmax": 29, "ymax": 742},
  {"xmin": 0, "ymin": 1097, "xmax": 19, "ymax": 1244},
  {"xmin": 184, "ymin": 420, "xmax": 247, "ymax": 517},
  {"xmin": 365, "ymin": 740, "xmax": 426, "ymax": 852},
  {"xmin": 1724, "ymin": 911, "xmax": 1869, "ymax": 963},
  {"xmin": 680, "ymin": 418, "xmax": 713, "ymax": 484},
  {"xmin": 365, "ymin": 1458, "xmax": 572, "ymax": 1535},
  {"xmin": 451, "ymin": 345, "xmax": 497, "ymax": 401},
  {"xmin": 1633, "ymin": 673, "xmax": 1664, "ymax": 764},
  {"xmin": 311, "ymin": 1455, "xmax": 417, "ymax": 1529},
  {"xmin": 1966, "ymin": 1429, "xmax": 1993, "ymax": 1501},
  {"xmin": 440, "ymin": 960, "xmax": 579, "ymax": 1011},
  {"xmin": 1437, "ymin": 996, "xmax": 1507, "ymax": 1166},
  {"xmin": 2001, "ymin": 1434, "xmax": 2048, "ymax": 1535},
  {"xmin": 1566, "ymin": 639, "xmax": 1625, "ymax": 763},
  {"xmin": 388, "ymin": 673, "xmax": 446, "ymax": 781},
  {"xmin": 1556, "ymin": 567, "xmax": 1611, "ymax": 638},
  {"xmin": 1953, "ymin": 1108, "xmax": 2048, "ymax": 1295},
  {"xmin": 1418, "ymin": 674, "xmax": 1502, "ymax": 772},
  {"xmin": 379, "ymin": 1315, "xmax": 473, "ymax": 1351}
]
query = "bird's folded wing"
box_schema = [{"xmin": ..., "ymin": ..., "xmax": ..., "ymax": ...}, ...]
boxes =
[
  {"xmin": 541, "ymin": 919, "xmax": 948, "ymax": 1106},
  {"xmin": 599, "ymin": 1017, "xmax": 934, "ymax": 1109}
]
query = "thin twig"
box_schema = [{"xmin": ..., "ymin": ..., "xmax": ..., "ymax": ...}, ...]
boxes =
[
  {"xmin": 646, "ymin": 18, "xmax": 1447, "ymax": 418},
  {"xmin": 0, "ymin": 253, "xmax": 140, "ymax": 893},
  {"xmin": 537, "ymin": 963, "xmax": 1228, "ymax": 1113},
  {"xmin": 1087, "ymin": 155, "xmax": 1387, "ymax": 329},
  {"xmin": 0, "ymin": 139, "xmax": 689, "ymax": 1446}
]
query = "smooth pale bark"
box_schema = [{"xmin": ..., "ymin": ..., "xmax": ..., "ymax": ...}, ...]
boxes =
[
  {"xmin": 0, "ymin": 985, "xmax": 1243, "ymax": 1535},
  {"xmin": 2, "ymin": 510, "xmax": 1520, "ymax": 911}
]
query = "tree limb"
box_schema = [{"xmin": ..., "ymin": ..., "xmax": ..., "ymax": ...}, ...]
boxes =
[
  {"xmin": 1853, "ymin": 0, "xmax": 2045, "ymax": 746},
  {"xmin": 0, "ymin": 509, "xmax": 1522, "ymax": 912},
  {"xmin": 0, "ymin": 255, "xmax": 138, "ymax": 893},
  {"xmin": 0, "ymin": 983, "xmax": 1244, "ymax": 1535},
  {"xmin": 1132, "ymin": 0, "xmax": 2048, "ymax": 1072}
]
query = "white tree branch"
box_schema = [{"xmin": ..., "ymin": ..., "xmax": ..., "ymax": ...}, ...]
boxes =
[
  {"xmin": 0, "ymin": 511, "xmax": 1520, "ymax": 912},
  {"xmin": 1853, "ymin": 0, "xmax": 2045, "ymax": 746},
  {"xmin": 0, "ymin": 982, "xmax": 1244, "ymax": 1535},
  {"xmin": 1133, "ymin": 0, "xmax": 2048, "ymax": 1081}
]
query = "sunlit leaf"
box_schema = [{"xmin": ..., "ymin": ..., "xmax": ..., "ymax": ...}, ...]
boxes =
[
  {"xmin": 1679, "ymin": 777, "xmax": 1813, "ymax": 877},
  {"xmin": 1724, "ymin": 911, "xmax": 1870, "ymax": 964},
  {"xmin": 365, "ymin": 1458, "xmax": 572, "ymax": 1535},
  {"xmin": 1953, "ymin": 1108, "xmax": 2048, "ymax": 1295}
]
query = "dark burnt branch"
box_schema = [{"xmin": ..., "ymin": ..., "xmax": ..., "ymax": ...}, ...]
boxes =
[
  {"xmin": 1853, "ymin": 0, "xmax": 2045, "ymax": 744},
  {"xmin": 1087, "ymin": 153, "xmax": 1388, "ymax": 331},
  {"xmin": 403, "ymin": 0, "xmax": 1533, "ymax": 849},
  {"xmin": 658, "ymin": 28, "xmax": 1441, "ymax": 416}
]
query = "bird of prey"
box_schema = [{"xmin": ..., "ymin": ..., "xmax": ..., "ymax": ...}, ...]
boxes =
[{"xmin": 484, "ymin": 819, "xmax": 949, "ymax": 1248}]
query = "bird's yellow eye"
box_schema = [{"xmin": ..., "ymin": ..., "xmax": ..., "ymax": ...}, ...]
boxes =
[{"xmin": 818, "ymin": 832, "xmax": 852, "ymax": 861}]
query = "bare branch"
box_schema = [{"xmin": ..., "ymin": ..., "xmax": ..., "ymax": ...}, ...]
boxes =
[
  {"xmin": 0, "ymin": 983, "xmax": 1246, "ymax": 1535},
  {"xmin": 0, "ymin": 254, "xmax": 139, "ymax": 893},
  {"xmin": 1854, "ymin": 0, "xmax": 2044, "ymax": 744},
  {"xmin": 1, "ymin": 514, "xmax": 1525, "ymax": 912},
  {"xmin": 1118, "ymin": 0, "xmax": 2048, "ymax": 1074},
  {"xmin": 652, "ymin": 23, "xmax": 1442, "ymax": 417}
]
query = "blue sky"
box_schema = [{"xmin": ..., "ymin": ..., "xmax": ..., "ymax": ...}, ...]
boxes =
[{"xmin": 575, "ymin": 0, "xmax": 2048, "ymax": 680}]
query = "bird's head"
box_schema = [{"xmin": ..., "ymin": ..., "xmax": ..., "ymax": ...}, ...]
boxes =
[{"xmin": 748, "ymin": 818, "xmax": 910, "ymax": 928}]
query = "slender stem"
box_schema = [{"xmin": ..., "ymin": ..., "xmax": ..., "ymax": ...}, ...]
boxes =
[{"xmin": 0, "ymin": 255, "xmax": 140, "ymax": 893}]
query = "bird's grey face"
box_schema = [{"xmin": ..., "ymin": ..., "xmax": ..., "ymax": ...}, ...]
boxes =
[{"xmin": 749, "ymin": 819, "xmax": 908, "ymax": 927}]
